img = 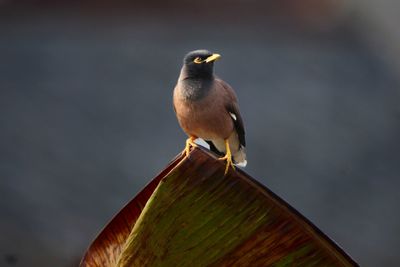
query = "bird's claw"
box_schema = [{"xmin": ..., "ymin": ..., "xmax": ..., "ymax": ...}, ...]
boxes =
[
  {"xmin": 219, "ymin": 155, "xmax": 235, "ymax": 175},
  {"xmin": 218, "ymin": 139, "xmax": 235, "ymax": 175},
  {"xmin": 183, "ymin": 137, "xmax": 197, "ymax": 157}
]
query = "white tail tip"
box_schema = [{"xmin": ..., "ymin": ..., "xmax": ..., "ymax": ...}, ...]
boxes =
[{"xmin": 235, "ymin": 160, "xmax": 247, "ymax": 167}]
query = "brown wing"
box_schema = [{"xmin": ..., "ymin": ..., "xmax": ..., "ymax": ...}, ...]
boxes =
[{"xmin": 215, "ymin": 78, "xmax": 246, "ymax": 147}]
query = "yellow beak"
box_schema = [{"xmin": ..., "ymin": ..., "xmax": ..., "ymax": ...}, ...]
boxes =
[{"xmin": 205, "ymin": 53, "xmax": 221, "ymax": 63}]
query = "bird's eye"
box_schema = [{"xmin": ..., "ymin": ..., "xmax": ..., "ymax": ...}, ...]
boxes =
[{"xmin": 193, "ymin": 57, "xmax": 204, "ymax": 64}]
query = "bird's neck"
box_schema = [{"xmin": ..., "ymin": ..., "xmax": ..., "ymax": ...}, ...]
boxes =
[{"xmin": 178, "ymin": 71, "xmax": 214, "ymax": 101}]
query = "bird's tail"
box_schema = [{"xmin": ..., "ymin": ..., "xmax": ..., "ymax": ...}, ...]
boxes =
[{"xmin": 233, "ymin": 146, "xmax": 247, "ymax": 167}]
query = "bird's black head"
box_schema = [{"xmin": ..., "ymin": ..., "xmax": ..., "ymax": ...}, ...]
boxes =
[{"xmin": 182, "ymin": 49, "xmax": 221, "ymax": 79}]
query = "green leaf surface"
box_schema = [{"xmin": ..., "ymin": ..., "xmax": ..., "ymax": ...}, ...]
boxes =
[{"xmin": 81, "ymin": 147, "xmax": 358, "ymax": 267}]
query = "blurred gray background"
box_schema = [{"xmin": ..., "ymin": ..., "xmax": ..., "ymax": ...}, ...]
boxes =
[{"xmin": 1, "ymin": 1, "xmax": 399, "ymax": 266}]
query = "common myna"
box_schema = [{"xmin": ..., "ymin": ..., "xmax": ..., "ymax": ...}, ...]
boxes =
[{"xmin": 173, "ymin": 49, "xmax": 246, "ymax": 174}]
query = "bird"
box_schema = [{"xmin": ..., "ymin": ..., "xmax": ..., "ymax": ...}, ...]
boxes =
[{"xmin": 173, "ymin": 49, "xmax": 246, "ymax": 174}]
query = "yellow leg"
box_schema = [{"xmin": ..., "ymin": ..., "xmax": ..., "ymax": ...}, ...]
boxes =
[
  {"xmin": 218, "ymin": 139, "xmax": 235, "ymax": 175},
  {"xmin": 183, "ymin": 136, "xmax": 197, "ymax": 157}
]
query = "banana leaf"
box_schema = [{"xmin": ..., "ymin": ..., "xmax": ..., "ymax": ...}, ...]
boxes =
[{"xmin": 80, "ymin": 146, "xmax": 358, "ymax": 267}]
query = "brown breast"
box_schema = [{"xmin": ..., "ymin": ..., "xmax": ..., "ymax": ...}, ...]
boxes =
[{"xmin": 173, "ymin": 84, "xmax": 234, "ymax": 140}]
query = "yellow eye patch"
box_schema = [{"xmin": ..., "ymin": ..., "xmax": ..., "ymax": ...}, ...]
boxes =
[{"xmin": 193, "ymin": 57, "xmax": 204, "ymax": 64}]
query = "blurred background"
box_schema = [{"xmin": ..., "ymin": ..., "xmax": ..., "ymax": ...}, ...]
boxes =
[{"xmin": 1, "ymin": 1, "xmax": 400, "ymax": 266}]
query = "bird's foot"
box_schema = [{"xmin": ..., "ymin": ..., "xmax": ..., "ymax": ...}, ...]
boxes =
[
  {"xmin": 218, "ymin": 139, "xmax": 235, "ymax": 175},
  {"xmin": 183, "ymin": 137, "xmax": 197, "ymax": 157},
  {"xmin": 219, "ymin": 154, "xmax": 235, "ymax": 175}
]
